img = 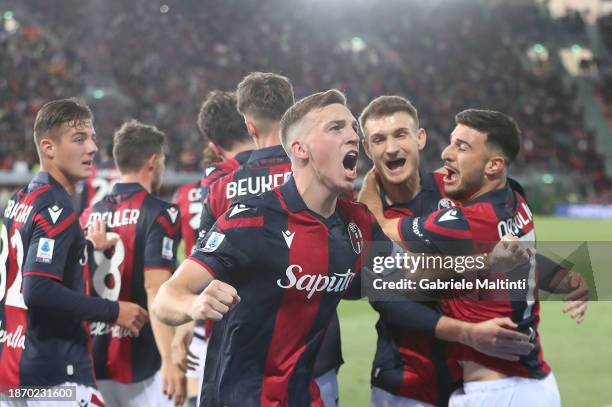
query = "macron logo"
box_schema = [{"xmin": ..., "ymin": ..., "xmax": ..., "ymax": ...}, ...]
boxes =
[
  {"xmin": 205, "ymin": 167, "xmax": 216, "ymax": 177},
  {"xmin": 229, "ymin": 204, "xmax": 251, "ymax": 218},
  {"xmin": 438, "ymin": 209, "xmax": 458, "ymax": 223},
  {"xmin": 282, "ymin": 230, "xmax": 295, "ymax": 248},
  {"xmin": 166, "ymin": 207, "xmax": 179, "ymax": 224},
  {"xmin": 48, "ymin": 205, "xmax": 63, "ymax": 224}
]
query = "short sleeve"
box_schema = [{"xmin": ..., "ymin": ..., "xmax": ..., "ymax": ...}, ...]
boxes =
[
  {"xmin": 144, "ymin": 205, "xmax": 181, "ymax": 271},
  {"xmin": 400, "ymin": 207, "xmax": 473, "ymax": 255},
  {"xmin": 189, "ymin": 203, "xmax": 260, "ymax": 282}
]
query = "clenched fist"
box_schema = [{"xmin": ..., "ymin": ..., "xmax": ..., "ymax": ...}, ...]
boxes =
[{"xmin": 187, "ymin": 280, "xmax": 240, "ymax": 321}]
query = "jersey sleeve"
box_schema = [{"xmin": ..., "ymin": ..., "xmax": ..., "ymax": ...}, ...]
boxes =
[
  {"xmin": 23, "ymin": 203, "xmax": 80, "ymax": 281},
  {"xmin": 189, "ymin": 203, "xmax": 260, "ymax": 283},
  {"xmin": 399, "ymin": 207, "xmax": 474, "ymax": 255},
  {"xmin": 144, "ymin": 204, "xmax": 181, "ymax": 271}
]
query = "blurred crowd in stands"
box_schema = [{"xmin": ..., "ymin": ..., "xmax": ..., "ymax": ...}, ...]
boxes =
[{"xmin": 1, "ymin": 0, "xmax": 611, "ymax": 202}]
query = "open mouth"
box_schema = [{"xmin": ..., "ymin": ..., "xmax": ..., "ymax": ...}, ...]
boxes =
[
  {"xmin": 385, "ymin": 158, "xmax": 406, "ymax": 171},
  {"xmin": 444, "ymin": 165, "xmax": 459, "ymax": 183},
  {"xmin": 343, "ymin": 151, "xmax": 358, "ymax": 172}
]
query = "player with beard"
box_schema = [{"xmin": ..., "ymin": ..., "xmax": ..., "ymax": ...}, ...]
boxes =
[
  {"xmin": 361, "ymin": 109, "xmax": 576, "ymax": 407},
  {"xmin": 81, "ymin": 120, "xmax": 183, "ymax": 406},
  {"xmin": 358, "ymin": 97, "xmax": 588, "ymax": 407}
]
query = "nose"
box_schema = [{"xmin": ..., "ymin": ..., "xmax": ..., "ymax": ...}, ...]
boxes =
[
  {"xmin": 346, "ymin": 127, "xmax": 359, "ymax": 148},
  {"xmin": 441, "ymin": 144, "xmax": 453, "ymax": 162},
  {"xmin": 385, "ymin": 137, "xmax": 400, "ymax": 156},
  {"xmin": 86, "ymin": 136, "xmax": 98, "ymax": 156}
]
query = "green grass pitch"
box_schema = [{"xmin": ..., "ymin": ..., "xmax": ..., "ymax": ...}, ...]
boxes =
[{"xmin": 338, "ymin": 216, "xmax": 612, "ymax": 406}]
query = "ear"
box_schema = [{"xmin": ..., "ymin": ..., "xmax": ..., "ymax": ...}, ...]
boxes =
[
  {"xmin": 146, "ymin": 154, "xmax": 158, "ymax": 171},
  {"xmin": 245, "ymin": 119, "xmax": 258, "ymax": 140},
  {"xmin": 290, "ymin": 139, "xmax": 308, "ymax": 161},
  {"xmin": 416, "ymin": 128, "xmax": 427, "ymax": 151},
  {"xmin": 485, "ymin": 155, "xmax": 506, "ymax": 177},
  {"xmin": 362, "ymin": 138, "xmax": 372, "ymax": 160},
  {"xmin": 39, "ymin": 138, "xmax": 55, "ymax": 160}
]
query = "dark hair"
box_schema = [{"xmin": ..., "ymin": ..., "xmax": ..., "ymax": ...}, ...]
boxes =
[
  {"xmin": 113, "ymin": 120, "xmax": 165, "ymax": 173},
  {"xmin": 236, "ymin": 72, "xmax": 294, "ymax": 122},
  {"xmin": 455, "ymin": 109, "xmax": 521, "ymax": 163},
  {"xmin": 359, "ymin": 95, "xmax": 419, "ymax": 132},
  {"xmin": 33, "ymin": 98, "xmax": 93, "ymax": 144},
  {"xmin": 197, "ymin": 91, "xmax": 250, "ymax": 149},
  {"xmin": 279, "ymin": 89, "xmax": 346, "ymax": 150}
]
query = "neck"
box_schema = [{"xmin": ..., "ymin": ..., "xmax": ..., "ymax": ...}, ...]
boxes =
[
  {"xmin": 120, "ymin": 173, "xmax": 152, "ymax": 193},
  {"xmin": 42, "ymin": 164, "xmax": 77, "ymax": 195},
  {"xmin": 381, "ymin": 171, "xmax": 421, "ymax": 205},
  {"xmin": 293, "ymin": 170, "xmax": 338, "ymax": 218},
  {"xmin": 254, "ymin": 122, "xmax": 282, "ymax": 149},
  {"xmin": 221, "ymin": 140, "xmax": 254, "ymax": 160},
  {"xmin": 460, "ymin": 176, "xmax": 506, "ymax": 204}
]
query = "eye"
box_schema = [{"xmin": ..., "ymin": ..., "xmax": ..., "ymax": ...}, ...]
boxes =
[{"xmin": 395, "ymin": 132, "xmax": 408, "ymax": 139}]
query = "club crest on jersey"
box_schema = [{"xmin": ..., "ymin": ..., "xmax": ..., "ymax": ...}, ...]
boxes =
[
  {"xmin": 199, "ymin": 232, "xmax": 225, "ymax": 253},
  {"xmin": 348, "ymin": 222, "xmax": 363, "ymax": 254},
  {"xmin": 48, "ymin": 205, "xmax": 63, "ymax": 224},
  {"xmin": 162, "ymin": 236, "xmax": 174, "ymax": 260},
  {"xmin": 36, "ymin": 237, "xmax": 55, "ymax": 263},
  {"xmin": 437, "ymin": 198, "xmax": 455, "ymax": 210}
]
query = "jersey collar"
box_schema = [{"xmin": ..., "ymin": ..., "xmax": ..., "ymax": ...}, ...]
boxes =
[
  {"xmin": 247, "ymin": 145, "xmax": 287, "ymax": 164},
  {"xmin": 234, "ymin": 150, "xmax": 253, "ymax": 165},
  {"xmin": 111, "ymin": 182, "xmax": 146, "ymax": 195}
]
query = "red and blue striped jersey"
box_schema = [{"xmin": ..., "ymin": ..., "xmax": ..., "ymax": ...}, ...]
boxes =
[
  {"xmin": 80, "ymin": 182, "xmax": 180, "ymax": 383},
  {"xmin": 371, "ymin": 172, "xmax": 461, "ymax": 405},
  {"xmin": 400, "ymin": 183, "xmax": 550, "ymax": 379},
  {"xmin": 0, "ymin": 172, "xmax": 96, "ymax": 388},
  {"xmin": 199, "ymin": 145, "xmax": 292, "ymax": 236},
  {"xmin": 189, "ymin": 177, "xmax": 392, "ymax": 407},
  {"xmin": 75, "ymin": 161, "xmax": 120, "ymax": 215}
]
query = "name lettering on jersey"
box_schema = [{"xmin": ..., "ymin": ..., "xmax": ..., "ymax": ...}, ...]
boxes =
[
  {"xmin": 228, "ymin": 204, "xmax": 251, "ymax": 218},
  {"xmin": 0, "ymin": 321, "xmax": 26, "ymax": 350},
  {"xmin": 90, "ymin": 321, "xmax": 136, "ymax": 338},
  {"xmin": 497, "ymin": 202, "xmax": 534, "ymax": 238},
  {"xmin": 162, "ymin": 236, "xmax": 174, "ymax": 260},
  {"xmin": 198, "ymin": 232, "xmax": 225, "ymax": 253},
  {"xmin": 438, "ymin": 209, "xmax": 459, "ymax": 222},
  {"xmin": 166, "ymin": 207, "xmax": 179, "ymax": 224},
  {"xmin": 412, "ymin": 218, "xmax": 424, "ymax": 238},
  {"xmin": 282, "ymin": 230, "xmax": 295, "ymax": 248},
  {"xmin": 36, "ymin": 237, "xmax": 55, "ymax": 263},
  {"xmin": 48, "ymin": 205, "xmax": 63, "ymax": 224},
  {"xmin": 226, "ymin": 172, "xmax": 292, "ymax": 199},
  {"xmin": 277, "ymin": 265, "xmax": 356, "ymax": 299},
  {"xmin": 3, "ymin": 200, "xmax": 34, "ymax": 224},
  {"xmin": 348, "ymin": 222, "xmax": 363, "ymax": 254},
  {"xmin": 86, "ymin": 209, "xmax": 140, "ymax": 228}
]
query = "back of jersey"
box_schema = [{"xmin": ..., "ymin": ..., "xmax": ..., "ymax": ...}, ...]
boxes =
[{"xmin": 81, "ymin": 182, "xmax": 180, "ymax": 384}]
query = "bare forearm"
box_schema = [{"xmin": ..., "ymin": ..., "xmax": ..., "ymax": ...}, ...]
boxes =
[
  {"xmin": 152, "ymin": 282, "xmax": 198, "ymax": 326},
  {"xmin": 147, "ymin": 288, "xmax": 176, "ymax": 361},
  {"xmin": 434, "ymin": 315, "xmax": 472, "ymax": 344}
]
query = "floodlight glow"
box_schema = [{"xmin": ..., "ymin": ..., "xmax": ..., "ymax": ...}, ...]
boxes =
[
  {"xmin": 542, "ymin": 174, "xmax": 555, "ymax": 184},
  {"xmin": 533, "ymin": 44, "xmax": 546, "ymax": 54},
  {"xmin": 571, "ymin": 44, "xmax": 582, "ymax": 53},
  {"xmin": 93, "ymin": 89, "xmax": 105, "ymax": 99},
  {"xmin": 3, "ymin": 11, "xmax": 14, "ymax": 19}
]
